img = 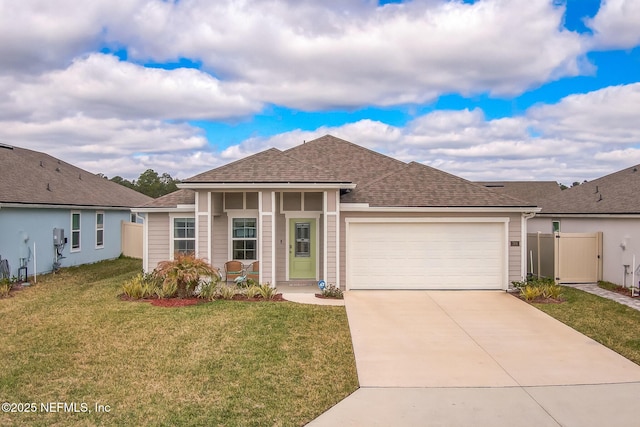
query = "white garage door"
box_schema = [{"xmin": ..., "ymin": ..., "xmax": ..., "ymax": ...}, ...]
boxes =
[{"xmin": 347, "ymin": 220, "xmax": 506, "ymax": 290}]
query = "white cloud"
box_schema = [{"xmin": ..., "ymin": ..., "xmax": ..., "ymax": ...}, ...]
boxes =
[
  {"xmin": 111, "ymin": 0, "xmax": 587, "ymax": 109},
  {"xmin": 527, "ymin": 83, "xmax": 640, "ymax": 144},
  {"xmin": 214, "ymin": 83, "xmax": 640, "ymax": 183},
  {"xmin": 0, "ymin": 115, "xmax": 211, "ymax": 179},
  {"xmin": 586, "ymin": 0, "xmax": 640, "ymax": 49},
  {"xmin": 0, "ymin": 54, "xmax": 261, "ymax": 122},
  {"xmin": 0, "ymin": 0, "xmax": 144, "ymax": 74}
]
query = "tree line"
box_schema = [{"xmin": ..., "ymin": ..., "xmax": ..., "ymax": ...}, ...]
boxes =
[{"xmin": 103, "ymin": 169, "xmax": 180, "ymax": 198}]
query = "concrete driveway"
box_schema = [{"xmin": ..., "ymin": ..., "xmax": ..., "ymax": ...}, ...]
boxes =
[{"xmin": 309, "ymin": 291, "xmax": 640, "ymax": 427}]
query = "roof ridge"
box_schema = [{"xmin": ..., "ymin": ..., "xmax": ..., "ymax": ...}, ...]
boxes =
[
  {"xmin": 184, "ymin": 147, "xmax": 283, "ymax": 181},
  {"xmin": 286, "ymin": 134, "xmax": 406, "ymax": 167}
]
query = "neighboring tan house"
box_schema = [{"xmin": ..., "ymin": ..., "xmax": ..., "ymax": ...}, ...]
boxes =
[
  {"xmin": 527, "ymin": 165, "xmax": 640, "ymax": 286},
  {"xmin": 0, "ymin": 143, "xmax": 152, "ymax": 279},
  {"xmin": 134, "ymin": 135, "xmax": 538, "ymax": 290}
]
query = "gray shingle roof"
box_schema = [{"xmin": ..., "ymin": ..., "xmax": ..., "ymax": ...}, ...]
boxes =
[
  {"xmin": 183, "ymin": 148, "xmax": 346, "ymax": 183},
  {"xmin": 342, "ymin": 162, "xmax": 533, "ymax": 207},
  {"xmin": 0, "ymin": 144, "xmax": 153, "ymax": 208},
  {"xmin": 476, "ymin": 181, "xmax": 561, "ymax": 206},
  {"xmin": 140, "ymin": 189, "xmax": 195, "ymax": 208},
  {"xmin": 537, "ymin": 165, "xmax": 640, "ymax": 214},
  {"xmin": 161, "ymin": 135, "xmax": 534, "ymax": 209},
  {"xmin": 284, "ymin": 135, "xmax": 406, "ymax": 187}
]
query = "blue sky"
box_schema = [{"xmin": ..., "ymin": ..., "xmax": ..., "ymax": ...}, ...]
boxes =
[{"xmin": 1, "ymin": 0, "xmax": 639, "ymax": 185}]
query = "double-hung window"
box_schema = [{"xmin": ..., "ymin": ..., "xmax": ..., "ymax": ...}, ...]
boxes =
[
  {"xmin": 232, "ymin": 218, "xmax": 257, "ymax": 260},
  {"xmin": 96, "ymin": 212, "xmax": 104, "ymax": 248},
  {"xmin": 71, "ymin": 211, "xmax": 81, "ymax": 252},
  {"xmin": 173, "ymin": 217, "xmax": 195, "ymax": 256}
]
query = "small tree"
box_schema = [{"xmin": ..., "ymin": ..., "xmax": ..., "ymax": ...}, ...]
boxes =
[{"xmin": 154, "ymin": 254, "xmax": 220, "ymax": 298}]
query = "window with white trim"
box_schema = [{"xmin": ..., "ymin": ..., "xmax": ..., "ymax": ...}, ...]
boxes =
[
  {"xmin": 96, "ymin": 211, "xmax": 104, "ymax": 248},
  {"xmin": 173, "ymin": 217, "xmax": 195, "ymax": 255},
  {"xmin": 232, "ymin": 218, "xmax": 257, "ymax": 260},
  {"xmin": 71, "ymin": 211, "xmax": 81, "ymax": 252}
]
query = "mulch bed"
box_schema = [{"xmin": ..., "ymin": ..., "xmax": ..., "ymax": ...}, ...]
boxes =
[
  {"xmin": 315, "ymin": 293, "xmax": 344, "ymax": 300},
  {"xmin": 119, "ymin": 293, "xmax": 286, "ymax": 307}
]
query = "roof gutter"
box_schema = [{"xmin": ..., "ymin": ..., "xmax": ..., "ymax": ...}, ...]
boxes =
[
  {"xmin": 178, "ymin": 182, "xmax": 356, "ymax": 190},
  {"xmin": 534, "ymin": 213, "xmax": 640, "ymax": 218},
  {"xmin": 340, "ymin": 204, "xmax": 541, "ymax": 214},
  {"xmin": 0, "ymin": 202, "xmax": 137, "ymax": 211},
  {"xmin": 132, "ymin": 205, "xmax": 196, "ymax": 214}
]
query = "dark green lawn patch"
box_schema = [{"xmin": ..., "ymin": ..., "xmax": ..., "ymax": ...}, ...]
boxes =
[
  {"xmin": 532, "ymin": 286, "xmax": 640, "ymax": 365},
  {"xmin": 0, "ymin": 258, "xmax": 358, "ymax": 426}
]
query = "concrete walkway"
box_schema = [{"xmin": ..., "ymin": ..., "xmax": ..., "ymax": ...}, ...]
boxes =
[{"xmin": 308, "ymin": 291, "xmax": 640, "ymax": 427}]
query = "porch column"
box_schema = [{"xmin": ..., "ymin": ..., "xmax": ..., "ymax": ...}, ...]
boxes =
[
  {"xmin": 324, "ymin": 190, "xmax": 339, "ymax": 287},
  {"xmin": 259, "ymin": 191, "xmax": 276, "ymax": 286},
  {"xmin": 196, "ymin": 190, "xmax": 210, "ymax": 261}
]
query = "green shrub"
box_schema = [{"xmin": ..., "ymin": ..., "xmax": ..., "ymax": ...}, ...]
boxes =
[
  {"xmin": 196, "ymin": 275, "xmax": 220, "ymax": 301},
  {"xmin": 541, "ymin": 283, "xmax": 563, "ymax": 300},
  {"xmin": 321, "ymin": 284, "xmax": 343, "ymax": 299},
  {"xmin": 156, "ymin": 281, "xmax": 178, "ymax": 299},
  {"xmin": 218, "ymin": 285, "xmax": 238, "ymax": 300},
  {"xmin": 122, "ymin": 273, "xmax": 157, "ymax": 299},
  {"xmin": 154, "ymin": 254, "xmax": 219, "ymax": 298},
  {"xmin": 257, "ymin": 283, "xmax": 277, "ymax": 300},
  {"xmin": 0, "ymin": 278, "xmax": 12, "ymax": 298},
  {"xmin": 245, "ymin": 285, "xmax": 261, "ymax": 299},
  {"xmin": 520, "ymin": 286, "xmax": 543, "ymax": 301},
  {"xmin": 515, "ymin": 277, "xmax": 563, "ymax": 301}
]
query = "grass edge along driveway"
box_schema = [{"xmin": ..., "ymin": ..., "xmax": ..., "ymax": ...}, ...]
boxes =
[
  {"xmin": 532, "ymin": 286, "xmax": 640, "ymax": 366},
  {"xmin": 0, "ymin": 258, "xmax": 358, "ymax": 427}
]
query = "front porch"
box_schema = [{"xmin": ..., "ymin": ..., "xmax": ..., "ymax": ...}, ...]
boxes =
[{"xmin": 193, "ymin": 189, "xmax": 342, "ymax": 288}]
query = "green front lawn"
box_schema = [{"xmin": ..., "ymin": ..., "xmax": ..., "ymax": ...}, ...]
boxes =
[
  {"xmin": 0, "ymin": 258, "xmax": 358, "ymax": 426},
  {"xmin": 532, "ymin": 286, "xmax": 640, "ymax": 365}
]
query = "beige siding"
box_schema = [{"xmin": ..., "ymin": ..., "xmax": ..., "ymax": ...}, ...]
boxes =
[
  {"xmin": 147, "ymin": 213, "xmax": 170, "ymax": 271},
  {"xmin": 261, "ymin": 215, "xmax": 273, "ymax": 284},
  {"xmin": 340, "ymin": 210, "xmax": 524, "ymax": 289},
  {"xmin": 246, "ymin": 192, "xmax": 258, "ymax": 209},
  {"xmin": 275, "ymin": 194, "xmax": 287, "ymax": 281},
  {"xmin": 318, "ymin": 214, "xmax": 324, "ymax": 280},
  {"xmin": 304, "ymin": 192, "xmax": 323, "ymax": 211},
  {"xmin": 508, "ymin": 215, "xmax": 522, "ymax": 284},
  {"xmin": 212, "ymin": 212, "xmax": 228, "ymax": 269},
  {"xmin": 326, "ymin": 213, "xmax": 338, "ymax": 285},
  {"xmin": 225, "ymin": 192, "xmax": 243, "ymax": 209},
  {"xmin": 198, "ymin": 214, "xmax": 209, "ymax": 261},
  {"xmin": 197, "ymin": 191, "xmax": 208, "ymax": 213},
  {"xmin": 260, "ymin": 191, "xmax": 274, "ymax": 284},
  {"xmin": 283, "ymin": 192, "xmax": 301, "ymax": 211}
]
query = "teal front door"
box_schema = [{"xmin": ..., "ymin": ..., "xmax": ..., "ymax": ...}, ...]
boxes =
[{"xmin": 289, "ymin": 219, "xmax": 316, "ymax": 279}]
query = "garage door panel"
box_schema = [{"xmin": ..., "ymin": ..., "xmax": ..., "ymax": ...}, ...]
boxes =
[{"xmin": 348, "ymin": 221, "xmax": 505, "ymax": 290}]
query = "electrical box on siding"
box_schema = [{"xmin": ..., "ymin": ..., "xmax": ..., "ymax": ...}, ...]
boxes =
[{"xmin": 53, "ymin": 228, "xmax": 65, "ymax": 245}]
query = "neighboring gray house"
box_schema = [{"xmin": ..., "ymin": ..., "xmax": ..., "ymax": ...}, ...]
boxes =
[
  {"xmin": 0, "ymin": 144, "xmax": 152, "ymax": 279},
  {"xmin": 135, "ymin": 135, "xmax": 538, "ymax": 290},
  {"xmin": 476, "ymin": 181, "xmax": 563, "ymax": 208},
  {"xmin": 527, "ymin": 165, "xmax": 640, "ymax": 286}
]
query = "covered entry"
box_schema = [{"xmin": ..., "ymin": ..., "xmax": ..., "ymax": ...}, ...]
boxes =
[{"xmin": 346, "ymin": 218, "xmax": 508, "ymax": 290}]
